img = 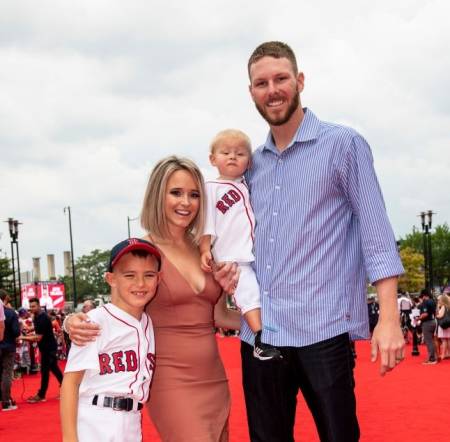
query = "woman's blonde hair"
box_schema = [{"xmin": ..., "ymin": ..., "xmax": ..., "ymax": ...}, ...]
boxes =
[
  {"xmin": 140, "ymin": 156, "xmax": 205, "ymax": 243},
  {"xmin": 437, "ymin": 294, "xmax": 450, "ymax": 308}
]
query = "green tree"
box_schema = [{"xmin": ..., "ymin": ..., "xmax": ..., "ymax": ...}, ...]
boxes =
[
  {"xmin": 398, "ymin": 223, "xmax": 450, "ymax": 289},
  {"xmin": 58, "ymin": 249, "xmax": 110, "ymax": 304},
  {"xmin": 398, "ymin": 247, "xmax": 425, "ymax": 293},
  {"xmin": 432, "ymin": 224, "xmax": 450, "ymax": 288},
  {"xmin": 0, "ymin": 255, "xmax": 13, "ymax": 292},
  {"xmin": 75, "ymin": 249, "xmax": 110, "ymax": 296}
]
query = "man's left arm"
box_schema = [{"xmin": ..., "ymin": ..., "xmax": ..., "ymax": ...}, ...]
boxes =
[{"xmin": 340, "ymin": 134, "xmax": 405, "ymax": 375}]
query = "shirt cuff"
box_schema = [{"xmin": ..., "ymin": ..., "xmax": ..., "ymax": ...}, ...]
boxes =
[{"xmin": 365, "ymin": 251, "xmax": 405, "ymax": 284}]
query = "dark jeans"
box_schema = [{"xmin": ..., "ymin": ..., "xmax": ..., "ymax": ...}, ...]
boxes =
[
  {"xmin": 422, "ymin": 320, "xmax": 437, "ymax": 361},
  {"xmin": 241, "ymin": 333, "xmax": 360, "ymax": 442},
  {"xmin": 0, "ymin": 349, "xmax": 16, "ymax": 402},
  {"xmin": 38, "ymin": 350, "xmax": 63, "ymax": 398}
]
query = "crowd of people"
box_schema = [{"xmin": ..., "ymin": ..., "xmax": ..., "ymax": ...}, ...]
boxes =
[
  {"xmin": 367, "ymin": 290, "xmax": 450, "ymax": 364},
  {"xmin": 0, "ymin": 289, "xmax": 71, "ymax": 411}
]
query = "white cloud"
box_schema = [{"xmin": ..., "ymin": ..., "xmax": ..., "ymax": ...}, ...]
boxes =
[{"xmin": 1, "ymin": 0, "xmax": 449, "ymax": 278}]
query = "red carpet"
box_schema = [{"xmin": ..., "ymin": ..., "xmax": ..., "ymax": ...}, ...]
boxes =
[{"xmin": 2, "ymin": 338, "xmax": 449, "ymax": 441}]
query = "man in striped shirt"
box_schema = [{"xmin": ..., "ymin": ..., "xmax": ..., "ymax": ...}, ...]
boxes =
[{"xmin": 240, "ymin": 41, "xmax": 405, "ymax": 442}]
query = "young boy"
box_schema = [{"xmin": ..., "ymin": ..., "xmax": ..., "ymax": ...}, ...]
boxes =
[
  {"xmin": 200, "ymin": 129, "xmax": 281, "ymax": 361},
  {"xmin": 60, "ymin": 238, "xmax": 161, "ymax": 442}
]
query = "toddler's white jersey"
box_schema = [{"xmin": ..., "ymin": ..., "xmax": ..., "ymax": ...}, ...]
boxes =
[
  {"xmin": 65, "ymin": 303, "xmax": 155, "ymax": 403},
  {"xmin": 204, "ymin": 178, "xmax": 255, "ymax": 263}
]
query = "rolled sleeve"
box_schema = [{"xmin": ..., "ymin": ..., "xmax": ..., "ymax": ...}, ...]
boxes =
[{"xmin": 341, "ymin": 134, "xmax": 404, "ymax": 283}]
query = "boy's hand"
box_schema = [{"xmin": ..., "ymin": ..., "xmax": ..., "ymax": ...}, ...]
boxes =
[
  {"xmin": 66, "ymin": 312, "xmax": 101, "ymax": 346},
  {"xmin": 212, "ymin": 261, "xmax": 240, "ymax": 294},
  {"xmin": 200, "ymin": 251, "xmax": 213, "ymax": 272}
]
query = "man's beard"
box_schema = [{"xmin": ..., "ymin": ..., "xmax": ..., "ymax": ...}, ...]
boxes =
[{"xmin": 255, "ymin": 91, "xmax": 300, "ymax": 127}]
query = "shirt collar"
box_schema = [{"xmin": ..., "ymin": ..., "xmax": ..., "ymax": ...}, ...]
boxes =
[
  {"xmin": 263, "ymin": 108, "xmax": 321, "ymax": 153},
  {"xmin": 103, "ymin": 302, "xmax": 146, "ymax": 326}
]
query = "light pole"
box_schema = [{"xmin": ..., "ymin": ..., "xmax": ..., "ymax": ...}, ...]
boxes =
[
  {"xmin": 5, "ymin": 218, "xmax": 21, "ymax": 308},
  {"xmin": 64, "ymin": 206, "xmax": 77, "ymax": 308},
  {"xmin": 127, "ymin": 216, "xmax": 139, "ymax": 238},
  {"xmin": 418, "ymin": 210, "xmax": 435, "ymax": 292},
  {"xmin": 14, "ymin": 220, "xmax": 22, "ymax": 301}
]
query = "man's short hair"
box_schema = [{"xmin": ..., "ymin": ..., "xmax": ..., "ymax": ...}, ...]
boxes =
[
  {"xmin": 0, "ymin": 289, "xmax": 9, "ymax": 301},
  {"xmin": 210, "ymin": 129, "xmax": 252, "ymax": 155},
  {"xmin": 29, "ymin": 297, "xmax": 40, "ymax": 305},
  {"xmin": 419, "ymin": 288, "xmax": 430, "ymax": 298},
  {"xmin": 248, "ymin": 41, "xmax": 298, "ymax": 77}
]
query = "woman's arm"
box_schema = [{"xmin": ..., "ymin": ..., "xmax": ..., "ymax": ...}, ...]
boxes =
[
  {"xmin": 214, "ymin": 293, "xmax": 241, "ymax": 330},
  {"xmin": 63, "ymin": 313, "xmax": 101, "ymax": 346},
  {"xmin": 60, "ymin": 370, "xmax": 84, "ymax": 442},
  {"xmin": 436, "ymin": 305, "xmax": 445, "ymax": 319}
]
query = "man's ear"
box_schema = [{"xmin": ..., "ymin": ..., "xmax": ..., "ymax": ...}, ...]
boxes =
[
  {"xmin": 248, "ymin": 84, "xmax": 255, "ymax": 102},
  {"xmin": 297, "ymin": 72, "xmax": 305, "ymax": 94}
]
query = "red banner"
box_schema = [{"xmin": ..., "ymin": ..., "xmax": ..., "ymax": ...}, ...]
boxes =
[{"xmin": 21, "ymin": 282, "xmax": 65, "ymax": 310}]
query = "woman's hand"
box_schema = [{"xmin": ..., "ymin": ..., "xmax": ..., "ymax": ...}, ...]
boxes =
[
  {"xmin": 212, "ymin": 261, "xmax": 240, "ymax": 294},
  {"xmin": 65, "ymin": 312, "xmax": 101, "ymax": 346}
]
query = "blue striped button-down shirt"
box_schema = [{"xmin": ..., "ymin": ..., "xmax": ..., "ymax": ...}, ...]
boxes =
[{"xmin": 240, "ymin": 108, "xmax": 404, "ymax": 347}]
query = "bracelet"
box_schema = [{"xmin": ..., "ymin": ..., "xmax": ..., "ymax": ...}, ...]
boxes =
[{"xmin": 62, "ymin": 313, "xmax": 75, "ymax": 334}]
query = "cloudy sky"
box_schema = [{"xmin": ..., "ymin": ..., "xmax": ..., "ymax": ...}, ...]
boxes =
[{"xmin": 1, "ymin": 0, "xmax": 449, "ymax": 279}]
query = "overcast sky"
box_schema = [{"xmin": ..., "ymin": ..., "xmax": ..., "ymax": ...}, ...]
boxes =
[{"xmin": 1, "ymin": 0, "xmax": 449, "ymax": 279}]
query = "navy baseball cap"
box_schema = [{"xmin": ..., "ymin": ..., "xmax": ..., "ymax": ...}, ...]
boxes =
[{"xmin": 108, "ymin": 238, "xmax": 161, "ymax": 272}]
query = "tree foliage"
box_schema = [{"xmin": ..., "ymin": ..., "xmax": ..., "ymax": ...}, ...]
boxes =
[
  {"xmin": 398, "ymin": 247, "xmax": 425, "ymax": 293},
  {"xmin": 398, "ymin": 223, "xmax": 450, "ymax": 289},
  {"xmin": 58, "ymin": 249, "xmax": 110, "ymax": 303},
  {"xmin": 0, "ymin": 255, "xmax": 13, "ymax": 291}
]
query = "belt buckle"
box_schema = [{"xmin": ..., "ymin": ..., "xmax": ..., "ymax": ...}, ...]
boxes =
[{"xmin": 112, "ymin": 396, "xmax": 126, "ymax": 411}]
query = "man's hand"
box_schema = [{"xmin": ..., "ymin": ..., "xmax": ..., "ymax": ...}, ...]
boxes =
[
  {"xmin": 66, "ymin": 312, "xmax": 101, "ymax": 346},
  {"xmin": 370, "ymin": 319, "xmax": 405, "ymax": 376},
  {"xmin": 212, "ymin": 261, "xmax": 240, "ymax": 294},
  {"xmin": 371, "ymin": 276, "xmax": 405, "ymax": 376}
]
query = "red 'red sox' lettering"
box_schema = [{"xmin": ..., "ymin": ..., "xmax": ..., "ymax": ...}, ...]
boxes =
[
  {"xmin": 147, "ymin": 353, "xmax": 156, "ymax": 371},
  {"xmin": 216, "ymin": 190, "xmax": 242, "ymax": 214},
  {"xmin": 98, "ymin": 350, "xmax": 139, "ymax": 375}
]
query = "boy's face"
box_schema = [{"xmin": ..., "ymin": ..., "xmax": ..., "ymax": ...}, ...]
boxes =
[
  {"xmin": 210, "ymin": 138, "xmax": 251, "ymax": 180},
  {"xmin": 105, "ymin": 252, "xmax": 160, "ymax": 318}
]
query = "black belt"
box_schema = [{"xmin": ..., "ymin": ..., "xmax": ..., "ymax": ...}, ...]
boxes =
[{"xmin": 92, "ymin": 395, "xmax": 143, "ymax": 412}]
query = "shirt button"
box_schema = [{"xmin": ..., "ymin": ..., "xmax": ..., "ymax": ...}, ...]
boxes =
[
  {"xmin": 273, "ymin": 212, "xmax": 278, "ymax": 216},
  {"xmin": 269, "ymin": 238, "xmax": 274, "ymax": 243},
  {"xmin": 266, "ymin": 265, "xmax": 271, "ymax": 270},
  {"xmin": 263, "ymin": 290, "xmax": 269, "ymax": 296},
  {"xmin": 275, "ymin": 185, "xmax": 280, "ymax": 190}
]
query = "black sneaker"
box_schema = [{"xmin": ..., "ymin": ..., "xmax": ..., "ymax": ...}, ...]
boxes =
[
  {"xmin": 2, "ymin": 400, "xmax": 18, "ymax": 411},
  {"xmin": 253, "ymin": 332, "xmax": 282, "ymax": 361},
  {"xmin": 27, "ymin": 394, "xmax": 46, "ymax": 403}
]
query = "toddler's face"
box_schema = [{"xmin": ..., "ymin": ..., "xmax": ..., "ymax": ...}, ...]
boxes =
[{"xmin": 210, "ymin": 138, "xmax": 251, "ymax": 180}]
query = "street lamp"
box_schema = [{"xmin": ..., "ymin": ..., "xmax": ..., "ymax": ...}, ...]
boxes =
[
  {"xmin": 418, "ymin": 210, "xmax": 435, "ymax": 291},
  {"xmin": 4, "ymin": 217, "xmax": 22, "ymax": 307},
  {"xmin": 64, "ymin": 206, "xmax": 77, "ymax": 308},
  {"xmin": 127, "ymin": 216, "xmax": 139, "ymax": 238}
]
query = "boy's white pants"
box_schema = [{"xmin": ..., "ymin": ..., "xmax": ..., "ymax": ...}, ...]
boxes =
[
  {"xmin": 234, "ymin": 263, "xmax": 261, "ymax": 315},
  {"xmin": 77, "ymin": 402, "xmax": 142, "ymax": 442}
]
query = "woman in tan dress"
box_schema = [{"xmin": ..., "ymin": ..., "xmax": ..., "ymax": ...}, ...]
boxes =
[
  {"xmin": 66, "ymin": 156, "xmax": 240, "ymax": 442},
  {"xmin": 140, "ymin": 156, "xmax": 240, "ymax": 441}
]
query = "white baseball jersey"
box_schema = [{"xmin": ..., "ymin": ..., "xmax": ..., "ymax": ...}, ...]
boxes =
[
  {"xmin": 204, "ymin": 178, "xmax": 255, "ymax": 263},
  {"xmin": 65, "ymin": 303, "xmax": 155, "ymax": 402}
]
